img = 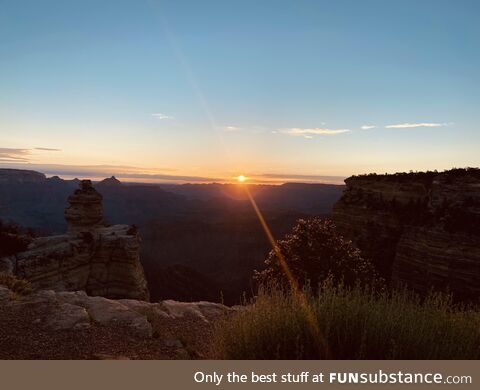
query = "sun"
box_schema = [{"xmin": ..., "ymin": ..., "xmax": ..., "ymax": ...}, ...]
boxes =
[{"xmin": 237, "ymin": 175, "xmax": 247, "ymax": 183}]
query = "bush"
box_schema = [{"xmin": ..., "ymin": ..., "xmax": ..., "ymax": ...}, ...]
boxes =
[
  {"xmin": 215, "ymin": 283, "xmax": 480, "ymax": 359},
  {"xmin": 0, "ymin": 220, "xmax": 31, "ymax": 257},
  {"xmin": 0, "ymin": 272, "xmax": 33, "ymax": 296},
  {"xmin": 255, "ymin": 218, "xmax": 379, "ymax": 289}
]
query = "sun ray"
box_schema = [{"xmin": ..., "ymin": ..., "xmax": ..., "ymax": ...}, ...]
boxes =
[{"xmin": 243, "ymin": 185, "xmax": 331, "ymax": 358}]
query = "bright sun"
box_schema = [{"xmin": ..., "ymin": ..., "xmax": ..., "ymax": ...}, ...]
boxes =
[{"xmin": 237, "ymin": 175, "xmax": 246, "ymax": 183}]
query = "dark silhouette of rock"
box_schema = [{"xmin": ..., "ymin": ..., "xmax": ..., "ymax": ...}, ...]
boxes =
[
  {"xmin": 97, "ymin": 176, "xmax": 122, "ymax": 187},
  {"xmin": 0, "ymin": 168, "xmax": 46, "ymax": 184},
  {"xmin": 65, "ymin": 180, "xmax": 104, "ymax": 232}
]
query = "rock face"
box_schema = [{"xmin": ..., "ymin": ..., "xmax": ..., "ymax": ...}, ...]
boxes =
[
  {"xmin": 333, "ymin": 169, "xmax": 480, "ymax": 299},
  {"xmin": 1, "ymin": 181, "xmax": 149, "ymax": 300}
]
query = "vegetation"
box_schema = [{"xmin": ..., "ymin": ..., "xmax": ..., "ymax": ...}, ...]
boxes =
[
  {"xmin": 255, "ymin": 218, "xmax": 380, "ymax": 289},
  {"xmin": 215, "ymin": 282, "xmax": 480, "ymax": 359},
  {"xmin": 0, "ymin": 272, "xmax": 33, "ymax": 297},
  {"xmin": 0, "ymin": 220, "xmax": 32, "ymax": 257},
  {"xmin": 350, "ymin": 167, "xmax": 480, "ymax": 182}
]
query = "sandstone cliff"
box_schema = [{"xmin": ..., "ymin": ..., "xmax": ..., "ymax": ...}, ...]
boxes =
[
  {"xmin": 333, "ymin": 168, "xmax": 480, "ymax": 299},
  {"xmin": 0, "ymin": 180, "xmax": 149, "ymax": 300}
]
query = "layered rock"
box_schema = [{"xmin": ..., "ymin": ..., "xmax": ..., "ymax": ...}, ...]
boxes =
[
  {"xmin": 1, "ymin": 181, "xmax": 149, "ymax": 300},
  {"xmin": 333, "ymin": 169, "xmax": 480, "ymax": 299}
]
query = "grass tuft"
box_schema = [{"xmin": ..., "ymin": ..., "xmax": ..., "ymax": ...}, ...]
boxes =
[{"xmin": 0, "ymin": 272, "xmax": 33, "ymax": 297}]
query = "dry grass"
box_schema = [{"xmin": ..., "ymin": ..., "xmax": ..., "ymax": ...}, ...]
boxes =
[
  {"xmin": 215, "ymin": 282, "xmax": 480, "ymax": 359},
  {"xmin": 0, "ymin": 272, "xmax": 33, "ymax": 297}
]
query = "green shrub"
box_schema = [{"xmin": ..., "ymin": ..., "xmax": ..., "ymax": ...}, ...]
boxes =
[
  {"xmin": 255, "ymin": 218, "xmax": 380, "ymax": 289},
  {"xmin": 0, "ymin": 272, "xmax": 33, "ymax": 296},
  {"xmin": 215, "ymin": 282, "xmax": 480, "ymax": 359}
]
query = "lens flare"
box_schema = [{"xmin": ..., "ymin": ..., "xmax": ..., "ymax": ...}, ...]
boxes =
[
  {"xmin": 243, "ymin": 185, "xmax": 331, "ymax": 358},
  {"xmin": 237, "ymin": 175, "xmax": 246, "ymax": 182}
]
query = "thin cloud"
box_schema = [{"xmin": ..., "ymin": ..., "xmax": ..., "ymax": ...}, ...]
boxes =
[
  {"xmin": 222, "ymin": 125, "xmax": 240, "ymax": 132},
  {"xmin": 284, "ymin": 127, "xmax": 350, "ymax": 138},
  {"xmin": 248, "ymin": 172, "xmax": 346, "ymax": 185},
  {"xmin": 0, "ymin": 148, "xmax": 30, "ymax": 162},
  {"xmin": 385, "ymin": 122, "xmax": 449, "ymax": 129},
  {"xmin": 151, "ymin": 113, "xmax": 174, "ymax": 120},
  {"xmin": 35, "ymin": 147, "xmax": 62, "ymax": 152},
  {"xmin": 361, "ymin": 125, "xmax": 376, "ymax": 130}
]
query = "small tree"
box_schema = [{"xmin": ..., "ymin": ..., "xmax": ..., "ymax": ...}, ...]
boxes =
[{"xmin": 255, "ymin": 218, "xmax": 379, "ymax": 289}]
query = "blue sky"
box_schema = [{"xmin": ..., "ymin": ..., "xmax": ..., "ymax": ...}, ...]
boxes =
[{"xmin": 1, "ymin": 0, "xmax": 479, "ymax": 183}]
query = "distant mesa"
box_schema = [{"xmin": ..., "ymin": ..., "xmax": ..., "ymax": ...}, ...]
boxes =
[
  {"xmin": 97, "ymin": 176, "xmax": 122, "ymax": 187},
  {"xmin": 48, "ymin": 175, "xmax": 63, "ymax": 182},
  {"xmin": 0, "ymin": 168, "xmax": 46, "ymax": 184}
]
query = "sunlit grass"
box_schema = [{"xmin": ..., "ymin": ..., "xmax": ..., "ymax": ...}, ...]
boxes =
[{"xmin": 214, "ymin": 282, "xmax": 480, "ymax": 359}]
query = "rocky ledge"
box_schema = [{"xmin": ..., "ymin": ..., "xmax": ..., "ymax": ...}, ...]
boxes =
[{"xmin": 0, "ymin": 285, "xmax": 232, "ymax": 359}]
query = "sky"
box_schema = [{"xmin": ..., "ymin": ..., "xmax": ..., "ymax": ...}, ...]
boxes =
[{"xmin": 1, "ymin": 0, "xmax": 479, "ymax": 184}]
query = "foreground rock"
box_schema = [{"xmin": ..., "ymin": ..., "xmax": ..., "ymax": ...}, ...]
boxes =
[
  {"xmin": 0, "ymin": 285, "xmax": 232, "ymax": 359},
  {"xmin": 0, "ymin": 180, "xmax": 149, "ymax": 300},
  {"xmin": 333, "ymin": 168, "xmax": 480, "ymax": 299},
  {"xmin": 0, "ymin": 286, "xmax": 230, "ymax": 334}
]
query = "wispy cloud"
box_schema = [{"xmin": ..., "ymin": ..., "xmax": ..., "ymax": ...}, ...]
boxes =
[
  {"xmin": 361, "ymin": 125, "xmax": 376, "ymax": 130},
  {"xmin": 385, "ymin": 122, "xmax": 449, "ymax": 129},
  {"xmin": 284, "ymin": 127, "xmax": 350, "ymax": 138},
  {"xmin": 151, "ymin": 113, "xmax": 174, "ymax": 120},
  {"xmin": 247, "ymin": 172, "xmax": 346, "ymax": 185},
  {"xmin": 222, "ymin": 125, "xmax": 240, "ymax": 132},
  {"xmin": 35, "ymin": 147, "xmax": 62, "ymax": 152},
  {"xmin": 0, "ymin": 148, "xmax": 30, "ymax": 162}
]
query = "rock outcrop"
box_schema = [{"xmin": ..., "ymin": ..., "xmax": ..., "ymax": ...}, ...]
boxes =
[
  {"xmin": 333, "ymin": 169, "xmax": 480, "ymax": 300},
  {"xmin": 0, "ymin": 181, "xmax": 149, "ymax": 300}
]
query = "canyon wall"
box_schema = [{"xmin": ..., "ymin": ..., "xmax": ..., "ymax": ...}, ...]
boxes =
[{"xmin": 333, "ymin": 169, "xmax": 480, "ymax": 299}]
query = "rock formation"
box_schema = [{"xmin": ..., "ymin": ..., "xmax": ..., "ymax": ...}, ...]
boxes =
[
  {"xmin": 333, "ymin": 168, "xmax": 480, "ymax": 300},
  {"xmin": 0, "ymin": 181, "xmax": 149, "ymax": 300},
  {"xmin": 65, "ymin": 179, "xmax": 104, "ymax": 232}
]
